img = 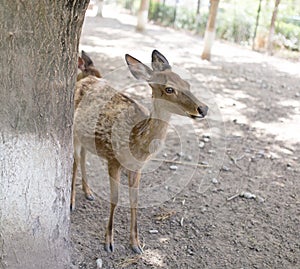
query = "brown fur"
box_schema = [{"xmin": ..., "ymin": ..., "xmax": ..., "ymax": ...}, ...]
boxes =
[{"xmin": 71, "ymin": 50, "xmax": 208, "ymax": 254}]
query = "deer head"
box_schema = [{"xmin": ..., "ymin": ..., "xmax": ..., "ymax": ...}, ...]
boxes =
[{"xmin": 125, "ymin": 50, "xmax": 208, "ymax": 119}]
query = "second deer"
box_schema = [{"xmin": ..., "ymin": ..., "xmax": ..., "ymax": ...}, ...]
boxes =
[{"xmin": 71, "ymin": 50, "xmax": 208, "ymax": 254}]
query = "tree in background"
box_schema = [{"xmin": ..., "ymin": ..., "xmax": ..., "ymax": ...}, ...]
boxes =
[
  {"xmin": 267, "ymin": 0, "xmax": 281, "ymax": 54},
  {"xmin": 252, "ymin": 0, "xmax": 263, "ymax": 50},
  {"xmin": 201, "ymin": 0, "xmax": 220, "ymax": 60},
  {"xmin": 137, "ymin": 0, "xmax": 150, "ymax": 31},
  {"xmin": 0, "ymin": 1, "xmax": 89, "ymax": 268}
]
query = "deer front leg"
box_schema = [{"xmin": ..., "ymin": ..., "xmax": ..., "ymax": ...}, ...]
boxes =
[
  {"xmin": 105, "ymin": 161, "xmax": 121, "ymax": 252},
  {"xmin": 80, "ymin": 148, "xmax": 94, "ymax": 201},
  {"xmin": 128, "ymin": 170, "xmax": 143, "ymax": 254}
]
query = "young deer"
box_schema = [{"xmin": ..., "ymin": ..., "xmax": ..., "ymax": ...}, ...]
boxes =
[
  {"xmin": 77, "ymin": 50, "xmax": 101, "ymax": 81},
  {"xmin": 71, "ymin": 50, "xmax": 208, "ymax": 254}
]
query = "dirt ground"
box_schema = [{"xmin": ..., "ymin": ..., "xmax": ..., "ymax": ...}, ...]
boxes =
[{"xmin": 70, "ymin": 5, "xmax": 300, "ymax": 269}]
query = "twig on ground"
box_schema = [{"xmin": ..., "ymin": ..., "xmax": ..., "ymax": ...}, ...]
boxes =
[
  {"xmin": 226, "ymin": 152, "xmax": 244, "ymax": 170},
  {"xmin": 117, "ymin": 256, "xmax": 141, "ymax": 268},
  {"xmin": 227, "ymin": 193, "xmax": 240, "ymax": 201},
  {"xmin": 154, "ymin": 207, "xmax": 176, "ymax": 221},
  {"xmin": 152, "ymin": 158, "xmax": 210, "ymax": 168}
]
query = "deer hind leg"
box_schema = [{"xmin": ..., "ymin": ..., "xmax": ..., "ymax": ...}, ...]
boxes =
[
  {"xmin": 105, "ymin": 160, "xmax": 121, "ymax": 252},
  {"xmin": 80, "ymin": 147, "xmax": 94, "ymax": 201},
  {"xmin": 70, "ymin": 143, "xmax": 81, "ymax": 211},
  {"xmin": 128, "ymin": 170, "xmax": 143, "ymax": 254}
]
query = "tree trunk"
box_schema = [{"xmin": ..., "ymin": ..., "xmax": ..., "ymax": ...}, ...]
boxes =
[
  {"xmin": 201, "ymin": 0, "xmax": 220, "ymax": 61},
  {"xmin": 137, "ymin": 0, "xmax": 150, "ymax": 31},
  {"xmin": 267, "ymin": 0, "xmax": 281, "ymax": 55},
  {"xmin": 0, "ymin": 1, "xmax": 89, "ymax": 268},
  {"xmin": 252, "ymin": 0, "xmax": 263, "ymax": 50},
  {"xmin": 97, "ymin": 0, "xmax": 104, "ymax": 17},
  {"xmin": 196, "ymin": 0, "xmax": 201, "ymax": 15}
]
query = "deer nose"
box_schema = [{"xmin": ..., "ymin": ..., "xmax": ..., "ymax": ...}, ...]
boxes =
[{"xmin": 197, "ymin": 105, "xmax": 208, "ymax": 117}]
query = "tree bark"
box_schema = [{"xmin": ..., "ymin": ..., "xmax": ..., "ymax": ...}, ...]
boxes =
[
  {"xmin": 0, "ymin": 1, "xmax": 89, "ymax": 268},
  {"xmin": 252, "ymin": 0, "xmax": 263, "ymax": 50},
  {"xmin": 137, "ymin": 0, "xmax": 150, "ymax": 31},
  {"xmin": 267, "ymin": 0, "xmax": 281, "ymax": 55},
  {"xmin": 196, "ymin": 0, "xmax": 201, "ymax": 15},
  {"xmin": 201, "ymin": 0, "xmax": 220, "ymax": 61}
]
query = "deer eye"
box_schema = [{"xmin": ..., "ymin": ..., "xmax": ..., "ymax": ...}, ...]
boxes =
[{"xmin": 165, "ymin": 87, "xmax": 175, "ymax": 94}]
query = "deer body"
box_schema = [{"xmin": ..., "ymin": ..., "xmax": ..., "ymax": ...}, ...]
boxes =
[{"xmin": 71, "ymin": 50, "xmax": 208, "ymax": 254}]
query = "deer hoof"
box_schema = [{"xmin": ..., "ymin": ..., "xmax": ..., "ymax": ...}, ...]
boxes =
[
  {"xmin": 70, "ymin": 203, "xmax": 76, "ymax": 212},
  {"xmin": 132, "ymin": 245, "xmax": 143, "ymax": 254},
  {"xmin": 85, "ymin": 193, "xmax": 94, "ymax": 201},
  {"xmin": 104, "ymin": 243, "xmax": 114, "ymax": 252}
]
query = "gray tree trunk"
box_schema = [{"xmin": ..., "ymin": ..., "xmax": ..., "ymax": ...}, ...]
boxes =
[
  {"xmin": 137, "ymin": 0, "xmax": 150, "ymax": 31},
  {"xmin": 267, "ymin": 0, "xmax": 281, "ymax": 55},
  {"xmin": 0, "ymin": 1, "xmax": 89, "ymax": 268},
  {"xmin": 252, "ymin": 0, "xmax": 263, "ymax": 50},
  {"xmin": 201, "ymin": 0, "xmax": 220, "ymax": 61}
]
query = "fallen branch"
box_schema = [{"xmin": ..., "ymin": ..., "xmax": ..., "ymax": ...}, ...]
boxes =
[
  {"xmin": 152, "ymin": 158, "xmax": 210, "ymax": 168},
  {"xmin": 226, "ymin": 152, "xmax": 244, "ymax": 170}
]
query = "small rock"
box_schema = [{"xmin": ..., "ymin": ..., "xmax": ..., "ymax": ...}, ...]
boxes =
[
  {"xmin": 287, "ymin": 163, "xmax": 292, "ymax": 168},
  {"xmin": 257, "ymin": 150, "xmax": 265, "ymax": 158},
  {"xmin": 221, "ymin": 165, "xmax": 230, "ymax": 172},
  {"xmin": 211, "ymin": 178, "xmax": 218, "ymax": 184},
  {"xmin": 203, "ymin": 137, "xmax": 210, "ymax": 143},
  {"xmin": 163, "ymin": 153, "xmax": 168, "ymax": 158},
  {"xmin": 185, "ymin": 155, "xmax": 192, "ymax": 161},
  {"xmin": 96, "ymin": 258, "xmax": 103, "ymax": 269},
  {"xmin": 169, "ymin": 165, "xmax": 178, "ymax": 170},
  {"xmin": 177, "ymin": 152, "xmax": 184, "ymax": 157},
  {"xmin": 240, "ymin": 191, "xmax": 256, "ymax": 199},
  {"xmin": 208, "ymin": 149, "xmax": 216, "ymax": 154},
  {"xmin": 199, "ymin": 141, "xmax": 205, "ymax": 148},
  {"xmin": 149, "ymin": 229, "xmax": 159, "ymax": 234},
  {"xmin": 200, "ymin": 161, "xmax": 209, "ymax": 166},
  {"xmin": 257, "ymin": 196, "xmax": 265, "ymax": 203},
  {"xmin": 180, "ymin": 217, "xmax": 184, "ymax": 226},
  {"xmin": 200, "ymin": 206, "xmax": 207, "ymax": 213},
  {"xmin": 295, "ymin": 92, "xmax": 300, "ymax": 97},
  {"xmin": 187, "ymin": 248, "xmax": 194, "ymax": 255}
]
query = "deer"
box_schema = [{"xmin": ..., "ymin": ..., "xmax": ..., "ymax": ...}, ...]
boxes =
[
  {"xmin": 71, "ymin": 50, "xmax": 208, "ymax": 254},
  {"xmin": 77, "ymin": 50, "xmax": 101, "ymax": 81}
]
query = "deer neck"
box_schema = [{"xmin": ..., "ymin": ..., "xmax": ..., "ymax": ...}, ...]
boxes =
[
  {"xmin": 150, "ymin": 98, "xmax": 172, "ymax": 123},
  {"xmin": 135, "ymin": 99, "xmax": 171, "ymax": 145},
  {"xmin": 130, "ymin": 99, "xmax": 172, "ymax": 161}
]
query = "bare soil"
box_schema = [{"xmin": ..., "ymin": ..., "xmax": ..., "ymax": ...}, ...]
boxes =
[{"xmin": 71, "ymin": 6, "xmax": 300, "ymax": 269}]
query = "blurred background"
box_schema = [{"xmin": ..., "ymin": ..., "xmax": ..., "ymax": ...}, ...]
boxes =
[{"xmin": 87, "ymin": 0, "xmax": 300, "ymax": 60}]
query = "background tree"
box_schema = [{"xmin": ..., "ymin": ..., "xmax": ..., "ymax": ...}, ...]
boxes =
[
  {"xmin": 267, "ymin": 0, "xmax": 281, "ymax": 54},
  {"xmin": 196, "ymin": 0, "xmax": 201, "ymax": 15},
  {"xmin": 252, "ymin": 0, "xmax": 263, "ymax": 50},
  {"xmin": 0, "ymin": 1, "xmax": 89, "ymax": 268},
  {"xmin": 137, "ymin": 0, "xmax": 150, "ymax": 31},
  {"xmin": 201, "ymin": 0, "xmax": 220, "ymax": 60}
]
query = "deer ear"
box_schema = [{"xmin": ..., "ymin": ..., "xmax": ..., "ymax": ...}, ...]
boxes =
[
  {"xmin": 151, "ymin": 50, "xmax": 171, "ymax": 71},
  {"xmin": 125, "ymin": 54, "xmax": 153, "ymax": 81},
  {"xmin": 78, "ymin": 57, "xmax": 85, "ymax": 71},
  {"xmin": 81, "ymin": 50, "xmax": 94, "ymax": 67}
]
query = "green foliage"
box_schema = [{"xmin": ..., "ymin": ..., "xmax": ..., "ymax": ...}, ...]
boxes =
[
  {"xmin": 275, "ymin": 21, "xmax": 300, "ymax": 50},
  {"xmin": 120, "ymin": 0, "xmax": 300, "ymax": 53},
  {"xmin": 217, "ymin": 8, "xmax": 255, "ymax": 44},
  {"xmin": 148, "ymin": 1, "xmax": 177, "ymax": 26}
]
